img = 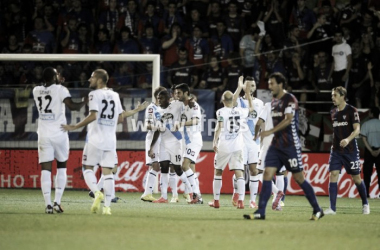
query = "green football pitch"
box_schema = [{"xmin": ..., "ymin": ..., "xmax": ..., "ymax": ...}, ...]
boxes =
[{"xmin": 0, "ymin": 189, "xmax": 379, "ymax": 250}]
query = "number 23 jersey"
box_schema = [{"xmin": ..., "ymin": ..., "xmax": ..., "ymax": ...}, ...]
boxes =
[
  {"xmin": 33, "ymin": 84, "xmax": 71, "ymax": 138},
  {"xmin": 88, "ymin": 88, "xmax": 123, "ymax": 150}
]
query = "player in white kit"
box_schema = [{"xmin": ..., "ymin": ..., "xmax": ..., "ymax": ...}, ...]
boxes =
[
  {"xmin": 232, "ymin": 76, "xmax": 264, "ymax": 208},
  {"xmin": 33, "ymin": 67, "xmax": 87, "ymax": 214},
  {"xmin": 148, "ymin": 90, "xmax": 192, "ymax": 203},
  {"xmin": 255, "ymin": 102, "xmax": 286, "ymax": 210},
  {"xmin": 174, "ymin": 83, "xmax": 203, "ymax": 204},
  {"xmin": 141, "ymin": 86, "xmax": 166, "ymax": 202},
  {"xmin": 209, "ymin": 83, "xmax": 253, "ymax": 209},
  {"xmin": 62, "ymin": 69, "xmax": 124, "ymax": 215}
]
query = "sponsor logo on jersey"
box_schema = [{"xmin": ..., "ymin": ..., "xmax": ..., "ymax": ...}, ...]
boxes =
[
  {"xmin": 333, "ymin": 121, "xmax": 348, "ymax": 127},
  {"xmin": 272, "ymin": 111, "xmax": 283, "ymax": 117}
]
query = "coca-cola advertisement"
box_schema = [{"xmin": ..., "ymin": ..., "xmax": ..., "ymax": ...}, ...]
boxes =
[{"xmin": 0, "ymin": 150, "xmax": 378, "ymax": 198}]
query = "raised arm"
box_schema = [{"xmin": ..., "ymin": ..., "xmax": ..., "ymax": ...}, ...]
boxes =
[
  {"xmin": 118, "ymin": 101, "xmax": 149, "ymax": 123},
  {"xmin": 232, "ymin": 76, "xmax": 244, "ymax": 106}
]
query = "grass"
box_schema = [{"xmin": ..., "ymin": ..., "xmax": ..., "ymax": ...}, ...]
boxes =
[{"xmin": 0, "ymin": 189, "xmax": 379, "ymax": 250}]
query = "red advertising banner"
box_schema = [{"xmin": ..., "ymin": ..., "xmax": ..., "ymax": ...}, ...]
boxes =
[{"xmin": 0, "ymin": 150, "xmax": 379, "ymax": 198}]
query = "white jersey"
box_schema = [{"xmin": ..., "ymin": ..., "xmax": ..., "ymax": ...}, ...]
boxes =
[
  {"xmin": 216, "ymin": 106, "xmax": 248, "ymax": 153},
  {"xmin": 87, "ymin": 88, "xmax": 123, "ymax": 150},
  {"xmin": 33, "ymin": 84, "xmax": 71, "ymax": 138},
  {"xmin": 160, "ymin": 100, "xmax": 184, "ymax": 142},
  {"xmin": 145, "ymin": 102, "xmax": 161, "ymax": 141},
  {"xmin": 332, "ymin": 42, "xmax": 351, "ymax": 71},
  {"xmin": 181, "ymin": 102, "xmax": 203, "ymax": 146},
  {"xmin": 259, "ymin": 102, "xmax": 274, "ymax": 146},
  {"xmin": 236, "ymin": 96, "xmax": 264, "ymax": 141}
]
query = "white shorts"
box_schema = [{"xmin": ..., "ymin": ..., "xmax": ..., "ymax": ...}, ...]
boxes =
[
  {"xmin": 243, "ymin": 141, "xmax": 260, "ymax": 165},
  {"xmin": 38, "ymin": 133, "xmax": 69, "ymax": 163},
  {"xmin": 160, "ymin": 139, "xmax": 182, "ymax": 165},
  {"xmin": 82, "ymin": 143, "xmax": 116, "ymax": 168},
  {"xmin": 214, "ymin": 150, "xmax": 244, "ymax": 171},
  {"xmin": 257, "ymin": 144, "xmax": 285, "ymax": 172},
  {"xmin": 183, "ymin": 142, "xmax": 202, "ymax": 163},
  {"xmin": 145, "ymin": 138, "xmax": 160, "ymax": 165}
]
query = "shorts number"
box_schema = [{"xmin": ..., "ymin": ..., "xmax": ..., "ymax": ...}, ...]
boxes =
[
  {"xmin": 350, "ymin": 161, "xmax": 360, "ymax": 170},
  {"xmin": 100, "ymin": 99, "xmax": 115, "ymax": 119},
  {"xmin": 288, "ymin": 158, "xmax": 298, "ymax": 168},
  {"xmin": 37, "ymin": 95, "xmax": 52, "ymax": 113},
  {"xmin": 175, "ymin": 155, "xmax": 181, "ymax": 162}
]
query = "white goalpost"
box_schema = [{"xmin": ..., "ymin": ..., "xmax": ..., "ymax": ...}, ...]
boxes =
[{"xmin": 0, "ymin": 53, "xmax": 160, "ymax": 150}]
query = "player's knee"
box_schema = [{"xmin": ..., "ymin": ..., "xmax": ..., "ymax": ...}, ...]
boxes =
[{"xmin": 173, "ymin": 165, "xmax": 183, "ymax": 176}]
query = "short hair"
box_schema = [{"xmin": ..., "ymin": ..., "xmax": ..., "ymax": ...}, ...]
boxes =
[
  {"xmin": 332, "ymin": 86, "xmax": 347, "ymax": 98},
  {"xmin": 43, "ymin": 67, "xmax": 57, "ymax": 83},
  {"xmin": 269, "ymin": 72, "xmax": 287, "ymax": 87},
  {"xmin": 245, "ymin": 76, "xmax": 255, "ymax": 81},
  {"xmin": 370, "ymin": 106, "xmax": 380, "ymax": 118},
  {"xmin": 158, "ymin": 90, "xmax": 170, "ymax": 98},
  {"xmin": 93, "ymin": 69, "xmax": 109, "ymax": 83},
  {"xmin": 174, "ymin": 83, "xmax": 190, "ymax": 95},
  {"xmin": 154, "ymin": 86, "xmax": 166, "ymax": 98},
  {"xmin": 251, "ymin": 26, "xmax": 261, "ymax": 35}
]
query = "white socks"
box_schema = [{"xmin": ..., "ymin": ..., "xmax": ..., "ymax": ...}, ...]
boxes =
[
  {"xmin": 185, "ymin": 169, "xmax": 199, "ymax": 194},
  {"xmin": 169, "ymin": 173, "xmax": 178, "ymax": 196},
  {"xmin": 54, "ymin": 168, "xmax": 67, "ymax": 204},
  {"xmin": 160, "ymin": 173, "xmax": 169, "ymax": 199},
  {"xmin": 41, "ymin": 170, "xmax": 52, "ymax": 206},
  {"xmin": 276, "ymin": 175, "xmax": 285, "ymax": 193},
  {"xmin": 144, "ymin": 169, "xmax": 158, "ymax": 196},
  {"xmin": 103, "ymin": 174, "xmax": 114, "ymax": 207},
  {"xmin": 249, "ymin": 175, "xmax": 259, "ymax": 202},
  {"xmin": 237, "ymin": 177, "xmax": 245, "ymax": 201},
  {"xmin": 83, "ymin": 169, "xmax": 99, "ymax": 193},
  {"xmin": 213, "ymin": 176, "xmax": 222, "ymax": 200},
  {"xmin": 179, "ymin": 172, "xmax": 192, "ymax": 194}
]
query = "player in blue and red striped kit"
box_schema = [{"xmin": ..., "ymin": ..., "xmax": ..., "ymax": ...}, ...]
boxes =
[
  {"xmin": 244, "ymin": 72, "xmax": 323, "ymax": 221},
  {"xmin": 324, "ymin": 86, "xmax": 370, "ymax": 215}
]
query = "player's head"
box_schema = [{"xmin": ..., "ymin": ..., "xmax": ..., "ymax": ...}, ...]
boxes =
[
  {"xmin": 154, "ymin": 86, "xmax": 166, "ymax": 101},
  {"xmin": 174, "ymin": 83, "xmax": 190, "ymax": 101},
  {"xmin": 370, "ymin": 106, "xmax": 380, "ymax": 118},
  {"xmin": 331, "ymin": 86, "xmax": 346, "ymax": 106},
  {"xmin": 243, "ymin": 76, "xmax": 257, "ymax": 95},
  {"xmin": 157, "ymin": 90, "xmax": 170, "ymax": 108},
  {"xmin": 189, "ymin": 93, "xmax": 198, "ymax": 102},
  {"xmin": 89, "ymin": 69, "xmax": 109, "ymax": 89},
  {"xmin": 268, "ymin": 72, "xmax": 287, "ymax": 97},
  {"xmin": 43, "ymin": 67, "xmax": 59, "ymax": 86},
  {"xmin": 221, "ymin": 90, "xmax": 234, "ymax": 106}
]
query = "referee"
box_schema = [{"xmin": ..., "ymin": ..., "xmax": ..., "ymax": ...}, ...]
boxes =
[{"xmin": 360, "ymin": 107, "xmax": 380, "ymax": 198}]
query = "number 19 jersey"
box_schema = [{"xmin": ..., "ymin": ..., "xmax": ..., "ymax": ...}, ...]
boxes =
[
  {"xmin": 87, "ymin": 88, "xmax": 123, "ymax": 151},
  {"xmin": 216, "ymin": 107, "xmax": 248, "ymax": 153},
  {"xmin": 33, "ymin": 84, "xmax": 71, "ymax": 138}
]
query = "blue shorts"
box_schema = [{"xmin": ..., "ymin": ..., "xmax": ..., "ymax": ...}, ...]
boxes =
[
  {"xmin": 265, "ymin": 145, "xmax": 303, "ymax": 173},
  {"xmin": 328, "ymin": 150, "xmax": 361, "ymax": 175}
]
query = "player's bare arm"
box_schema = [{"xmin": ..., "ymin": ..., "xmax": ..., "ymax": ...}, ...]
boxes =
[
  {"xmin": 63, "ymin": 96, "xmax": 88, "ymax": 111},
  {"xmin": 261, "ymin": 113, "xmax": 293, "ymax": 139},
  {"xmin": 340, "ymin": 122, "xmax": 360, "ymax": 148},
  {"xmin": 213, "ymin": 121, "xmax": 222, "ymax": 153},
  {"xmin": 148, "ymin": 130, "xmax": 160, "ymax": 158},
  {"xmin": 254, "ymin": 118, "xmax": 264, "ymax": 141},
  {"xmin": 119, "ymin": 101, "xmax": 149, "ymax": 123},
  {"xmin": 61, "ymin": 111, "xmax": 97, "ymax": 131},
  {"xmin": 232, "ymin": 76, "xmax": 244, "ymax": 106},
  {"xmin": 244, "ymin": 80, "xmax": 254, "ymax": 112}
]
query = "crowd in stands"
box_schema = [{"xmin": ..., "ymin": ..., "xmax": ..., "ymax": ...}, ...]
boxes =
[{"xmin": 1, "ymin": 0, "xmax": 380, "ymax": 112}]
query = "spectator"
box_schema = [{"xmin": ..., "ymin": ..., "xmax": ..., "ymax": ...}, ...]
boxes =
[
  {"xmin": 312, "ymin": 51, "xmax": 333, "ymax": 112},
  {"xmin": 185, "ymin": 25, "xmax": 210, "ymax": 71},
  {"xmin": 98, "ymin": 0, "xmax": 120, "ymax": 43},
  {"xmin": 24, "ymin": 16, "xmax": 56, "ymax": 53},
  {"xmin": 199, "ymin": 55, "xmax": 227, "ymax": 92},
  {"xmin": 339, "ymin": 0, "xmax": 362, "ymax": 32},
  {"xmin": 60, "ymin": 18, "xmax": 80, "ymax": 54},
  {"xmin": 113, "ymin": 26, "xmax": 140, "ymax": 54},
  {"xmin": 67, "ymin": 0, "xmax": 95, "ymax": 42},
  {"xmin": 167, "ymin": 47, "xmax": 198, "ymax": 89},
  {"xmin": 73, "ymin": 71, "xmax": 90, "ymax": 89},
  {"xmin": 239, "ymin": 26, "xmax": 261, "ymax": 77},
  {"xmin": 347, "ymin": 40, "xmax": 370, "ymax": 108},
  {"xmin": 137, "ymin": 1, "xmax": 164, "ymax": 38},
  {"xmin": 207, "ymin": 1, "xmax": 223, "ymax": 37},
  {"xmin": 256, "ymin": 46, "xmax": 286, "ymax": 90},
  {"xmin": 223, "ymin": 1, "xmax": 246, "ymax": 52},
  {"xmin": 109, "ymin": 62, "xmax": 136, "ymax": 89},
  {"xmin": 307, "ymin": 13, "xmax": 333, "ymax": 55},
  {"xmin": 329, "ymin": 29, "xmax": 352, "ymax": 89},
  {"xmin": 209, "ymin": 19, "xmax": 234, "ymax": 68},
  {"xmin": 1, "ymin": 34, "xmax": 22, "ymax": 53},
  {"xmin": 225, "ymin": 52, "xmax": 243, "ymax": 92},
  {"xmin": 262, "ymin": 0, "xmax": 285, "ymax": 47},
  {"xmin": 161, "ymin": 22, "xmax": 187, "ymax": 68},
  {"xmin": 138, "ymin": 23, "xmax": 161, "ymax": 54},
  {"xmin": 183, "ymin": 8, "xmax": 209, "ymax": 38},
  {"xmin": 283, "ymin": 25, "xmax": 303, "ymax": 66},
  {"xmin": 286, "ymin": 51, "xmax": 308, "ymax": 105},
  {"xmin": 92, "ymin": 28, "xmax": 113, "ymax": 54},
  {"xmin": 162, "ymin": 1, "xmax": 184, "ymax": 35},
  {"xmin": 77, "ymin": 24, "xmax": 92, "ymax": 54},
  {"xmin": 289, "ymin": 0, "xmax": 317, "ymax": 39}
]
